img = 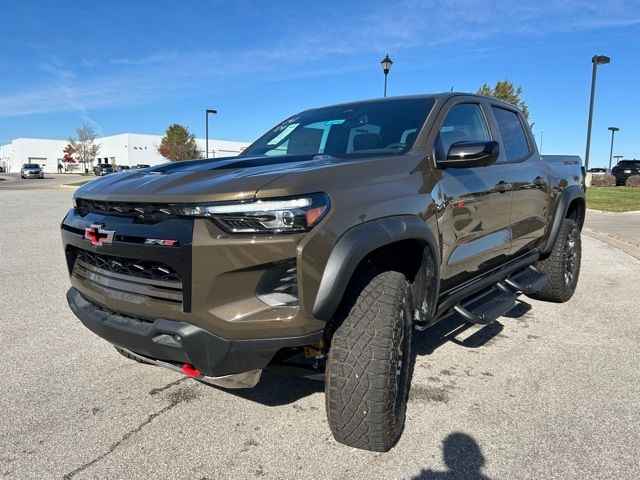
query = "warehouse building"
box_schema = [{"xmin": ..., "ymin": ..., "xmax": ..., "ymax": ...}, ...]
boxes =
[{"xmin": 0, "ymin": 133, "xmax": 249, "ymax": 173}]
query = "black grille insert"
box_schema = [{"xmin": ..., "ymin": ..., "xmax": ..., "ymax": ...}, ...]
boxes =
[
  {"xmin": 76, "ymin": 199, "xmax": 178, "ymax": 220},
  {"xmin": 76, "ymin": 250, "xmax": 181, "ymax": 283}
]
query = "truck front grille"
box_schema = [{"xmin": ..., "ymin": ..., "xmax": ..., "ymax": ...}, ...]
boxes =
[
  {"xmin": 71, "ymin": 248, "xmax": 183, "ymax": 305},
  {"xmin": 76, "ymin": 199, "xmax": 177, "ymax": 221},
  {"xmin": 77, "ymin": 250, "xmax": 181, "ymax": 283}
]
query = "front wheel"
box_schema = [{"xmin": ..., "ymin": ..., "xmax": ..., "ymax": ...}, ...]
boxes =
[
  {"xmin": 528, "ymin": 218, "xmax": 581, "ymax": 303},
  {"xmin": 325, "ymin": 269, "xmax": 412, "ymax": 452}
]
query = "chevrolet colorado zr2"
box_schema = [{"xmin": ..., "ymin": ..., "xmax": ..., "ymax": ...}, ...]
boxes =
[{"xmin": 61, "ymin": 93, "xmax": 585, "ymax": 451}]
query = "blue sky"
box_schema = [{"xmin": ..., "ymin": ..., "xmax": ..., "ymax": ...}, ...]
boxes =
[{"xmin": 1, "ymin": 0, "xmax": 639, "ymax": 167}]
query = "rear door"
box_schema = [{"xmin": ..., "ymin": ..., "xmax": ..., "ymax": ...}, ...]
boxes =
[
  {"xmin": 488, "ymin": 104, "xmax": 550, "ymax": 256},
  {"xmin": 430, "ymin": 97, "xmax": 513, "ymax": 292}
]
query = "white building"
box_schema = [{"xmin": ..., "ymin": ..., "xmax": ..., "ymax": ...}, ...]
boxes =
[{"xmin": 0, "ymin": 134, "xmax": 250, "ymax": 173}]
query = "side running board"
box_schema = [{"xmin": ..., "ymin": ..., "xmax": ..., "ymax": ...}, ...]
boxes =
[
  {"xmin": 444, "ymin": 265, "xmax": 548, "ymax": 326},
  {"xmin": 504, "ymin": 265, "xmax": 549, "ymax": 294}
]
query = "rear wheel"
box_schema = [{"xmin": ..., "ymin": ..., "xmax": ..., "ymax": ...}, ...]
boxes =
[
  {"xmin": 325, "ymin": 269, "xmax": 412, "ymax": 452},
  {"xmin": 528, "ymin": 218, "xmax": 581, "ymax": 303}
]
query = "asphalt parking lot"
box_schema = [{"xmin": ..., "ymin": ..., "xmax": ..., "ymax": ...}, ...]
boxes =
[
  {"xmin": 0, "ymin": 172, "xmax": 85, "ymax": 190},
  {"xmin": 1, "ymin": 186, "xmax": 639, "ymax": 480}
]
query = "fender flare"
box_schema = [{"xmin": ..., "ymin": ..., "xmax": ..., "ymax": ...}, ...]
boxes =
[
  {"xmin": 311, "ymin": 215, "xmax": 440, "ymax": 321},
  {"xmin": 541, "ymin": 185, "xmax": 585, "ymax": 256}
]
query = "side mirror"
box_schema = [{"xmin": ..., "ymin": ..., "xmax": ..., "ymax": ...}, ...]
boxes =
[{"xmin": 437, "ymin": 141, "xmax": 499, "ymax": 169}]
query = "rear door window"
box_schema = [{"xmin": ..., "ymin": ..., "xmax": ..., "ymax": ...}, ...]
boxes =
[{"xmin": 491, "ymin": 107, "xmax": 530, "ymax": 161}]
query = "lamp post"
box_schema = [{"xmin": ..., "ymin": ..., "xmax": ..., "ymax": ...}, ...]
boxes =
[
  {"xmin": 607, "ymin": 126, "xmax": 619, "ymax": 169},
  {"xmin": 380, "ymin": 54, "xmax": 393, "ymax": 97},
  {"xmin": 205, "ymin": 108, "xmax": 217, "ymax": 159},
  {"xmin": 584, "ymin": 55, "xmax": 610, "ymax": 171},
  {"xmin": 539, "ymin": 130, "xmax": 544, "ymax": 155},
  {"xmin": 613, "ymin": 155, "xmax": 623, "ymax": 170}
]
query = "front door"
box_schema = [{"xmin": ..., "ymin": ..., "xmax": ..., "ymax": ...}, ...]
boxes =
[{"xmin": 430, "ymin": 100, "xmax": 513, "ymax": 292}]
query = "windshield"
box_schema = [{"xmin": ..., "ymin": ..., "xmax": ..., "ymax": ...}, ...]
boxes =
[
  {"xmin": 23, "ymin": 164, "xmax": 39, "ymax": 168},
  {"xmin": 242, "ymin": 98, "xmax": 435, "ymax": 159}
]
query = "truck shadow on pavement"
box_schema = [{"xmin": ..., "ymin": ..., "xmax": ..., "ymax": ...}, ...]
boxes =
[
  {"xmin": 410, "ymin": 432, "xmax": 491, "ymax": 480},
  {"xmin": 216, "ymin": 369, "xmax": 324, "ymax": 406},
  {"xmin": 216, "ymin": 300, "xmax": 532, "ymax": 407}
]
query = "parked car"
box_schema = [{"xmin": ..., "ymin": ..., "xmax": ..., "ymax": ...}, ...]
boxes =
[
  {"xmin": 130, "ymin": 164, "xmax": 151, "ymax": 170},
  {"xmin": 93, "ymin": 163, "xmax": 115, "ymax": 176},
  {"xmin": 62, "ymin": 93, "xmax": 585, "ymax": 452},
  {"xmin": 588, "ymin": 167, "xmax": 610, "ymax": 177},
  {"xmin": 612, "ymin": 160, "xmax": 640, "ymax": 186},
  {"xmin": 115, "ymin": 165, "xmax": 130, "ymax": 172},
  {"xmin": 21, "ymin": 163, "xmax": 44, "ymax": 179},
  {"xmin": 0, "ymin": 165, "xmax": 5, "ymax": 173}
]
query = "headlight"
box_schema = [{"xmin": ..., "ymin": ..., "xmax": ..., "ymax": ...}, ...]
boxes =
[
  {"xmin": 72, "ymin": 194, "xmax": 78, "ymax": 209},
  {"xmin": 174, "ymin": 193, "xmax": 330, "ymax": 234}
]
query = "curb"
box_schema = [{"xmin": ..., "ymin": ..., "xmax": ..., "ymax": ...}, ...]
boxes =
[
  {"xmin": 583, "ymin": 229, "xmax": 640, "ymax": 261},
  {"xmin": 587, "ymin": 208, "xmax": 640, "ymax": 214}
]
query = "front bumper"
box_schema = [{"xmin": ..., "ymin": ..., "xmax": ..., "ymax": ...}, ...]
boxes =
[
  {"xmin": 23, "ymin": 172, "xmax": 44, "ymax": 178},
  {"xmin": 68, "ymin": 287, "xmax": 322, "ymax": 378}
]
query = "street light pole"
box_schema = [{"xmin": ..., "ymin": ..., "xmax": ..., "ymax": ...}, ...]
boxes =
[
  {"xmin": 380, "ymin": 54, "xmax": 393, "ymax": 97},
  {"xmin": 205, "ymin": 108, "xmax": 217, "ymax": 159},
  {"xmin": 539, "ymin": 130, "xmax": 544, "ymax": 155},
  {"xmin": 612, "ymin": 155, "xmax": 623, "ymax": 170},
  {"xmin": 584, "ymin": 55, "xmax": 610, "ymax": 171},
  {"xmin": 607, "ymin": 126, "xmax": 619, "ymax": 169}
]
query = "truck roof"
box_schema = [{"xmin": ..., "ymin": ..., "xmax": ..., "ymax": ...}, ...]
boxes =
[{"xmin": 306, "ymin": 92, "xmax": 520, "ymax": 113}]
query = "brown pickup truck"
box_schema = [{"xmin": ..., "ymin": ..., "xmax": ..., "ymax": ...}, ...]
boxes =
[{"xmin": 62, "ymin": 93, "xmax": 585, "ymax": 451}]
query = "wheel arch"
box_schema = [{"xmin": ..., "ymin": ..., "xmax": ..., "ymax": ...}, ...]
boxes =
[
  {"xmin": 541, "ymin": 185, "xmax": 585, "ymax": 256},
  {"xmin": 311, "ymin": 215, "xmax": 440, "ymax": 321}
]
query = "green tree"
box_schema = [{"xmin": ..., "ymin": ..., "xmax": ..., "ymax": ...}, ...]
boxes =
[
  {"xmin": 158, "ymin": 124, "xmax": 202, "ymax": 161},
  {"xmin": 477, "ymin": 80, "xmax": 531, "ymax": 123}
]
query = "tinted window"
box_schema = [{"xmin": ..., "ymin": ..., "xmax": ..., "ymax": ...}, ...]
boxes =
[
  {"xmin": 492, "ymin": 107, "xmax": 530, "ymax": 161},
  {"xmin": 618, "ymin": 161, "xmax": 640, "ymax": 168},
  {"xmin": 435, "ymin": 104, "xmax": 490, "ymax": 160},
  {"xmin": 243, "ymin": 98, "xmax": 435, "ymax": 159}
]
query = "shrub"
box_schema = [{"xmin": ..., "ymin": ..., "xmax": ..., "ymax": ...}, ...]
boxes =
[
  {"xmin": 625, "ymin": 175, "xmax": 640, "ymax": 188},
  {"xmin": 591, "ymin": 173, "xmax": 616, "ymax": 187}
]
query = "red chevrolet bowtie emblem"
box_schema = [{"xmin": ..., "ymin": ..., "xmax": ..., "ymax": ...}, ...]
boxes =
[{"xmin": 84, "ymin": 224, "xmax": 115, "ymax": 246}]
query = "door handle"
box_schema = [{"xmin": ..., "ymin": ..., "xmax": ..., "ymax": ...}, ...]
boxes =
[{"xmin": 495, "ymin": 181, "xmax": 512, "ymax": 193}]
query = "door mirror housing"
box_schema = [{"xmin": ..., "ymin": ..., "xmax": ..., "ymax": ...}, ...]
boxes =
[{"xmin": 437, "ymin": 141, "xmax": 499, "ymax": 169}]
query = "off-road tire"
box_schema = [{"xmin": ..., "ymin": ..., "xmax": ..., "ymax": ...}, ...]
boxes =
[
  {"xmin": 114, "ymin": 346, "xmax": 149, "ymax": 364},
  {"xmin": 325, "ymin": 270, "xmax": 412, "ymax": 452},
  {"xmin": 528, "ymin": 218, "xmax": 581, "ymax": 303}
]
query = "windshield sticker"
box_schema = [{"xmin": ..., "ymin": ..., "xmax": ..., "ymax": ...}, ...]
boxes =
[
  {"xmin": 326, "ymin": 119, "xmax": 345, "ymax": 125},
  {"xmin": 267, "ymin": 123, "xmax": 299, "ymax": 145}
]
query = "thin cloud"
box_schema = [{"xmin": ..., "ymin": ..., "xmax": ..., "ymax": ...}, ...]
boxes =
[{"xmin": 1, "ymin": 0, "xmax": 638, "ymax": 118}]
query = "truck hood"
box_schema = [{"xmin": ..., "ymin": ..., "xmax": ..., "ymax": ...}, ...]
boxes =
[{"xmin": 75, "ymin": 155, "xmax": 336, "ymax": 203}]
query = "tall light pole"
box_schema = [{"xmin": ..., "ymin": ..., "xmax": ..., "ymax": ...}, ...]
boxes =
[
  {"xmin": 205, "ymin": 108, "xmax": 217, "ymax": 159},
  {"xmin": 607, "ymin": 126, "xmax": 619, "ymax": 169},
  {"xmin": 584, "ymin": 55, "xmax": 610, "ymax": 171},
  {"xmin": 380, "ymin": 54, "xmax": 393, "ymax": 97},
  {"xmin": 539, "ymin": 130, "xmax": 544, "ymax": 155},
  {"xmin": 612, "ymin": 154, "xmax": 623, "ymax": 172}
]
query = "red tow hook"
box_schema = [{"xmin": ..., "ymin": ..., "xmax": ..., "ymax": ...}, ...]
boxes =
[{"xmin": 182, "ymin": 363, "xmax": 202, "ymax": 377}]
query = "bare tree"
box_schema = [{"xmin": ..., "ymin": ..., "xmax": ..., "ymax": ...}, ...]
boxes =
[{"xmin": 70, "ymin": 124, "xmax": 100, "ymax": 174}]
